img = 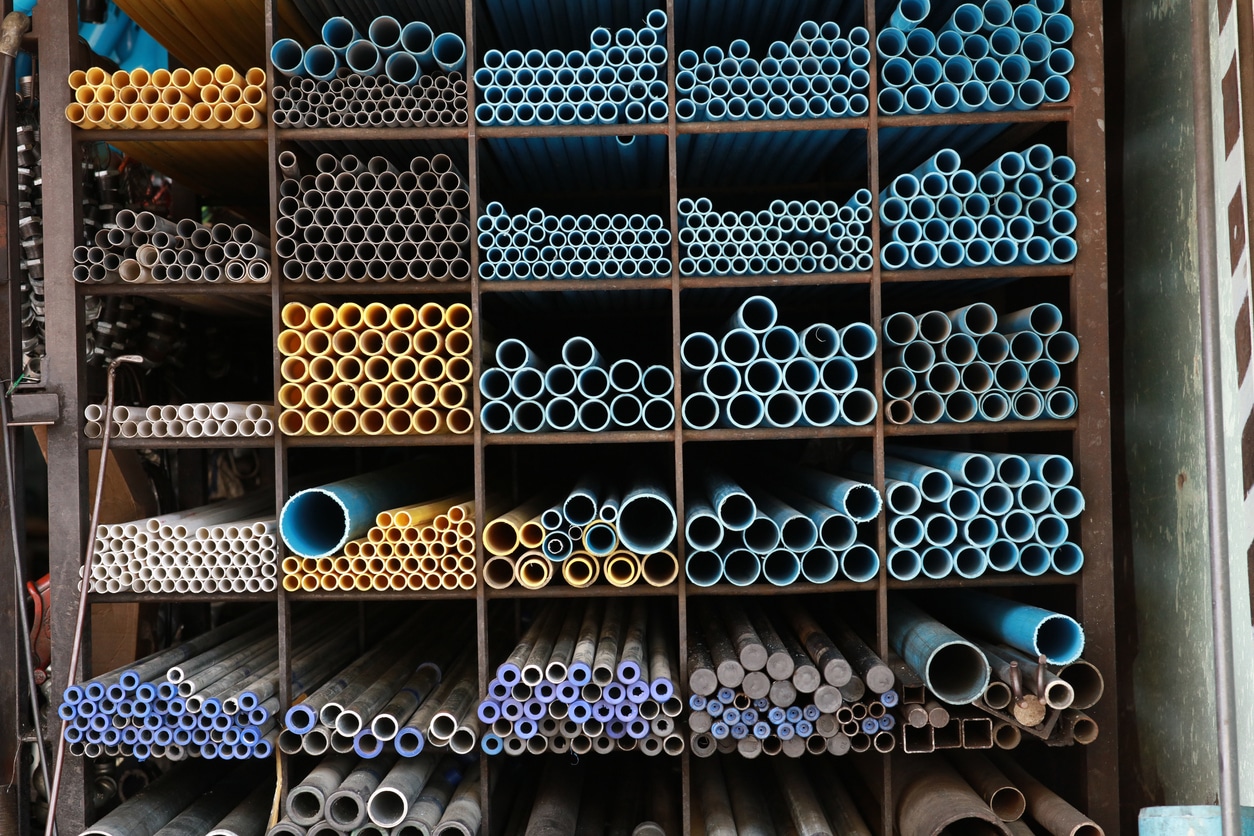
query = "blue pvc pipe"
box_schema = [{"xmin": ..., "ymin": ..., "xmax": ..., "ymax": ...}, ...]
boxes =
[
  {"xmin": 927, "ymin": 589, "xmax": 1085, "ymax": 664},
  {"xmin": 280, "ymin": 464, "xmax": 416, "ymax": 558}
]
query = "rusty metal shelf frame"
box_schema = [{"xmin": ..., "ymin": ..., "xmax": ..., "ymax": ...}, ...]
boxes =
[{"xmin": 32, "ymin": 0, "xmax": 1115, "ymax": 832}]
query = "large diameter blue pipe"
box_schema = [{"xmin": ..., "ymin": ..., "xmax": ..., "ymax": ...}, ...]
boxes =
[
  {"xmin": 927, "ymin": 589, "xmax": 1085, "ymax": 664},
  {"xmin": 617, "ymin": 479, "xmax": 677, "ymax": 553},
  {"xmin": 280, "ymin": 464, "xmax": 421, "ymax": 558},
  {"xmin": 887, "ymin": 595, "xmax": 990, "ymax": 704}
]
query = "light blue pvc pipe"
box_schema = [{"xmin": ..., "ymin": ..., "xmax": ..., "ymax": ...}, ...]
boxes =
[
  {"xmin": 842, "ymin": 544, "xmax": 880, "ymax": 582},
  {"xmin": 886, "ymin": 446, "xmax": 995, "ymax": 487},
  {"xmin": 890, "ymin": 515, "xmax": 925, "ymax": 548},
  {"xmin": 514, "ymin": 401, "xmax": 547, "ymax": 432},
  {"xmin": 1046, "ymin": 387, "xmax": 1078, "ymax": 419},
  {"xmin": 346, "ymin": 41, "xmax": 382, "ymax": 76},
  {"xmin": 385, "ymin": 52, "xmax": 421, "ymax": 85},
  {"xmin": 948, "ymin": 302, "xmax": 998, "ymax": 336},
  {"xmin": 681, "ymin": 332, "xmax": 719, "ymax": 371},
  {"xmin": 722, "ymin": 549, "xmax": 762, "ymax": 586},
  {"xmin": 1034, "ymin": 513, "xmax": 1069, "ymax": 547},
  {"xmin": 888, "ymin": 596, "xmax": 990, "ymax": 704},
  {"xmin": 802, "ymin": 547, "xmax": 841, "ymax": 583},
  {"xmin": 1024, "ymin": 453, "xmax": 1074, "ymax": 486},
  {"xmin": 953, "ymin": 545, "xmax": 989, "ymax": 578},
  {"xmin": 722, "ymin": 393, "xmax": 765, "ymax": 428},
  {"xmin": 686, "ymin": 502, "xmax": 724, "ymax": 551},
  {"xmin": 838, "ymin": 323, "xmax": 878, "ymax": 360},
  {"xmin": 924, "ymin": 513, "xmax": 958, "ymax": 546},
  {"xmin": 545, "ymin": 398, "xmax": 579, "ymax": 431},
  {"xmin": 763, "ymin": 550, "xmax": 802, "ymax": 586},
  {"xmin": 433, "ymin": 33, "xmax": 467, "ymax": 73},
  {"xmin": 402, "ymin": 22, "xmax": 435, "ymax": 67},
  {"xmin": 683, "ymin": 393, "xmax": 719, "ymax": 430},
  {"xmin": 730, "ymin": 295, "xmax": 778, "ymax": 333},
  {"xmin": 1016, "ymin": 542, "xmax": 1051, "ymax": 575},
  {"xmin": 270, "ymin": 39, "xmax": 306, "ymax": 77},
  {"xmin": 321, "ymin": 17, "xmax": 357, "ymax": 54},
  {"xmin": 867, "ymin": 453, "xmax": 954, "ymax": 502},
  {"xmin": 1050, "ymin": 543, "xmax": 1084, "ymax": 575},
  {"xmin": 885, "ymin": 479, "xmax": 923, "ymax": 515},
  {"xmin": 303, "ymin": 45, "xmax": 339, "ymax": 81},
  {"xmin": 280, "ymin": 464, "xmax": 420, "ymax": 558},
  {"xmin": 889, "ymin": 547, "xmax": 923, "ymax": 580},
  {"xmin": 496, "ymin": 338, "xmax": 537, "ymax": 371},
  {"xmin": 928, "ymin": 589, "xmax": 1084, "ymax": 664},
  {"xmin": 799, "ymin": 324, "xmax": 841, "ymax": 360},
  {"xmin": 988, "ymin": 539, "xmax": 1020, "ymax": 571}
]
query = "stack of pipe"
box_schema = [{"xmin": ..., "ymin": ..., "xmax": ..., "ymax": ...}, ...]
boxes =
[
  {"xmin": 681, "ymin": 295, "xmax": 879, "ymax": 430},
  {"xmin": 477, "ymin": 600, "xmax": 685, "ymax": 756},
  {"xmin": 880, "ymin": 145, "xmax": 1077, "ymax": 269},
  {"xmin": 687, "ymin": 602, "xmax": 899, "ymax": 757},
  {"xmin": 83, "ymin": 402, "xmax": 274, "ymax": 440},
  {"xmin": 479, "ymin": 336, "xmax": 675, "ymax": 434},
  {"xmin": 84, "ymin": 493, "xmax": 277, "ymax": 595},
  {"xmin": 477, "ymin": 202, "xmax": 672, "ymax": 281},
  {"xmin": 282, "ymin": 493, "xmax": 478, "ymax": 592},
  {"xmin": 66, "ymin": 66, "xmax": 267, "ymax": 130},
  {"xmin": 684, "ymin": 461, "xmax": 882, "ymax": 587},
  {"xmin": 873, "ymin": 446, "xmax": 1086, "ymax": 580},
  {"xmin": 271, "ymin": 16, "xmax": 466, "ymax": 81},
  {"xmin": 277, "ymin": 301, "xmax": 474, "ymax": 437},
  {"xmin": 882, "ymin": 302, "xmax": 1079, "ymax": 424},
  {"xmin": 677, "ymin": 21, "xmax": 872, "ymax": 122},
  {"xmin": 498, "ymin": 757, "xmax": 678, "ymax": 836},
  {"xmin": 679, "ymin": 195, "xmax": 875, "ymax": 277},
  {"xmin": 473, "ymin": 11, "xmax": 669, "ymax": 127},
  {"xmin": 272, "ymin": 72, "xmax": 468, "ymax": 128},
  {"xmin": 276, "ymin": 152, "xmax": 470, "ymax": 284},
  {"xmin": 73, "ymin": 209, "xmax": 271, "ymax": 285},
  {"xmin": 274, "ymin": 753, "xmax": 480, "ymax": 836},
  {"xmin": 877, "ymin": 0, "xmax": 1073, "ymax": 115},
  {"xmin": 693, "ymin": 756, "xmax": 873, "ymax": 834},
  {"xmin": 482, "ymin": 475, "xmax": 680, "ymax": 590}
]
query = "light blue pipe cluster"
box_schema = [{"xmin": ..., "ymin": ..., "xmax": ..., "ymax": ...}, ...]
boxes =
[
  {"xmin": 676, "ymin": 21, "xmax": 871, "ymax": 122},
  {"xmin": 271, "ymin": 16, "xmax": 466, "ymax": 81},
  {"xmin": 882, "ymin": 301, "xmax": 1079, "ymax": 424},
  {"xmin": 880, "ymin": 145, "xmax": 1077, "ymax": 269},
  {"xmin": 477, "ymin": 202, "xmax": 672, "ymax": 281},
  {"xmin": 681, "ymin": 296, "xmax": 879, "ymax": 430},
  {"xmin": 877, "ymin": 0, "xmax": 1073, "ymax": 115},
  {"xmin": 865, "ymin": 445, "xmax": 1086, "ymax": 583},
  {"xmin": 480, "ymin": 336, "xmax": 675, "ymax": 433},
  {"xmin": 679, "ymin": 195, "xmax": 874, "ymax": 277},
  {"xmin": 474, "ymin": 10, "xmax": 669, "ymax": 126},
  {"xmin": 540, "ymin": 475, "xmax": 679, "ymax": 557},
  {"xmin": 684, "ymin": 461, "xmax": 882, "ymax": 588}
]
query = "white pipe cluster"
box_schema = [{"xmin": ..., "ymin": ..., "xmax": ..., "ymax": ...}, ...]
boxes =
[{"xmin": 83, "ymin": 402, "xmax": 274, "ymax": 439}]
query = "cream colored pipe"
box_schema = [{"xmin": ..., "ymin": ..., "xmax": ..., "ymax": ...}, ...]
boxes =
[{"xmin": 562, "ymin": 552, "xmax": 600, "ymax": 588}]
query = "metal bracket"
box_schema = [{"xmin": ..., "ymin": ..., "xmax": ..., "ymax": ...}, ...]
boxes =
[{"xmin": 7, "ymin": 392, "xmax": 60, "ymax": 426}]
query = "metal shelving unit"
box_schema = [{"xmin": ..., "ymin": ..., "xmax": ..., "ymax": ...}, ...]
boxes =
[{"xmin": 29, "ymin": 0, "xmax": 1114, "ymax": 832}]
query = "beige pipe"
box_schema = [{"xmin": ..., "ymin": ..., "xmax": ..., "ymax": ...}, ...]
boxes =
[
  {"xmin": 447, "ymin": 408, "xmax": 473, "ymax": 434},
  {"xmin": 411, "ymin": 382, "xmax": 438, "ymax": 408},
  {"xmin": 192, "ymin": 67, "xmax": 215, "ymax": 90},
  {"xmin": 128, "ymin": 103, "xmax": 154, "ymax": 127},
  {"xmin": 148, "ymin": 103, "xmax": 174, "ymax": 128},
  {"xmin": 332, "ymin": 409, "xmax": 361, "ymax": 436},
  {"xmin": 359, "ymin": 382, "xmax": 386, "ymax": 409},
  {"xmin": 85, "ymin": 103, "xmax": 109, "ymax": 127},
  {"xmin": 518, "ymin": 515, "xmax": 544, "ymax": 549},
  {"xmin": 84, "ymin": 67, "xmax": 108, "ymax": 86},
  {"xmin": 246, "ymin": 67, "xmax": 267, "ymax": 86},
  {"xmin": 302, "ymin": 382, "xmax": 332, "ymax": 409},
  {"xmin": 446, "ymin": 303, "xmax": 472, "ymax": 330},
  {"xmin": 130, "ymin": 68, "xmax": 152, "ymax": 87},
  {"xmin": 170, "ymin": 102, "xmax": 193, "ymax": 127},
  {"xmin": 151, "ymin": 68, "xmax": 172, "ymax": 87},
  {"xmin": 242, "ymin": 84, "xmax": 265, "ymax": 106},
  {"xmin": 385, "ymin": 331, "xmax": 413, "ymax": 356},
  {"xmin": 117, "ymin": 85, "xmax": 139, "ymax": 105},
  {"xmin": 68, "ymin": 70, "xmax": 88, "ymax": 88},
  {"xmin": 446, "ymin": 357, "xmax": 473, "ymax": 384},
  {"xmin": 278, "ymin": 410, "xmax": 306, "ymax": 436},
  {"xmin": 385, "ymin": 382, "xmax": 413, "ymax": 409},
  {"xmin": 309, "ymin": 356, "xmax": 338, "ymax": 383},
  {"xmin": 277, "ymin": 384, "xmax": 305, "ymax": 409},
  {"xmin": 215, "ymin": 64, "xmax": 244, "ymax": 86},
  {"xmin": 282, "ymin": 574, "xmax": 302, "ymax": 592},
  {"xmin": 331, "ymin": 382, "xmax": 360, "ymax": 409},
  {"xmin": 138, "ymin": 85, "xmax": 160, "ymax": 105},
  {"xmin": 604, "ymin": 551, "xmax": 641, "ymax": 587},
  {"xmin": 335, "ymin": 356, "xmax": 365, "ymax": 384},
  {"xmin": 413, "ymin": 329, "xmax": 442, "ymax": 355},
  {"xmin": 445, "ymin": 331, "xmax": 472, "ymax": 357},
  {"xmin": 360, "ymin": 408, "xmax": 388, "ymax": 436},
  {"xmin": 389, "ymin": 304, "xmax": 419, "ymax": 332},
  {"xmin": 281, "ymin": 556, "xmax": 302, "ymax": 574},
  {"xmin": 74, "ymin": 85, "xmax": 96, "ymax": 105},
  {"xmin": 364, "ymin": 356, "xmax": 392, "ymax": 382},
  {"xmin": 418, "ymin": 302, "xmax": 446, "ymax": 330},
  {"xmin": 362, "ymin": 302, "xmax": 390, "ymax": 329},
  {"xmin": 160, "ymin": 86, "xmax": 185, "ymax": 106},
  {"xmin": 304, "ymin": 330, "xmax": 333, "ymax": 356},
  {"xmin": 304, "ymin": 408, "xmax": 334, "ymax": 436},
  {"xmin": 213, "ymin": 102, "xmax": 241, "ymax": 129},
  {"xmin": 110, "ymin": 70, "xmax": 130, "ymax": 87},
  {"xmin": 485, "ymin": 495, "xmax": 554, "ymax": 556},
  {"xmin": 107, "ymin": 103, "xmax": 137, "ymax": 128},
  {"xmin": 65, "ymin": 103, "xmax": 87, "ymax": 125},
  {"xmin": 309, "ymin": 302, "xmax": 338, "ymax": 330},
  {"xmin": 418, "ymin": 355, "xmax": 446, "ymax": 382},
  {"xmin": 641, "ymin": 550, "xmax": 679, "ymax": 587},
  {"xmin": 336, "ymin": 302, "xmax": 366, "ymax": 331},
  {"xmin": 517, "ymin": 550, "xmax": 552, "ymax": 589},
  {"xmin": 457, "ymin": 572, "xmax": 476, "ymax": 590},
  {"xmin": 359, "ymin": 329, "xmax": 387, "ymax": 355},
  {"xmin": 386, "ymin": 410, "xmax": 413, "ymax": 435},
  {"xmin": 281, "ymin": 357, "xmax": 311, "ymax": 384},
  {"xmin": 94, "ymin": 83, "xmax": 117, "ymax": 104},
  {"xmin": 390, "ymin": 356, "xmax": 419, "ymax": 383},
  {"xmin": 191, "ymin": 102, "xmax": 216, "ymax": 128},
  {"xmin": 413, "ymin": 408, "xmax": 444, "ymax": 435},
  {"xmin": 562, "ymin": 552, "xmax": 599, "ymax": 588},
  {"xmin": 383, "ymin": 494, "xmax": 473, "ymax": 528},
  {"xmin": 235, "ymin": 104, "xmax": 262, "ymax": 129},
  {"xmin": 438, "ymin": 382, "xmax": 467, "ymax": 409}
]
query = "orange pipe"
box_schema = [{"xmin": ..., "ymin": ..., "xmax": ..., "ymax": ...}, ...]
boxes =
[
  {"xmin": 277, "ymin": 384, "xmax": 305, "ymax": 409},
  {"xmin": 447, "ymin": 408, "xmax": 473, "ymax": 434},
  {"xmin": 389, "ymin": 303, "xmax": 419, "ymax": 332},
  {"xmin": 413, "ymin": 408, "xmax": 444, "ymax": 435},
  {"xmin": 336, "ymin": 302, "xmax": 366, "ymax": 331},
  {"xmin": 278, "ymin": 410, "xmax": 306, "ymax": 436},
  {"xmin": 446, "ymin": 303, "xmax": 472, "ymax": 330},
  {"xmin": 281, "ymin": 358, "xmax": 311, "ymax": 384},
  {"xmin": 363, "ymin": 302, "xmax": 390, "ymax": 329},
  {"xmin": 411, "ymin": 381, "xmax": 438, "ymax": 408},
  {"xmin": 302, "ymin": 383, "xmax": 332, "ymax": 409},
  {"xmin": 418, "ymin": 302, "xmax": 446, "ymax": 330},
  {"xmin": 332, "ymin": 409, "xmax": 360, "ymax": 435},
  {"xmin": 336, "ymin": 356, "xmax": 365, "ymax": 384},
  {"xmin": 85, "ymin": 67, "xmax": 108, "ymax": 86},
  {"xmin": 309, "ymin": 303, "xmax": 338, "ymax": 330},
  {"xmin": 309, "ymin": 356, "xmax": 337, "ymax": 383}
]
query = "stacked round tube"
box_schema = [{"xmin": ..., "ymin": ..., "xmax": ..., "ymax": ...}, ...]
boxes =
[
  {"xmin": 277, "ymin": 152, "xmax": 470, "ymax": 283},
  {"xmin": 882, "ymin": 302, "xmax": 1079, "ymax": 424},
  {"xmin": 677, "ymin": 20, "xmax": 871, "ymax": 122},
  {"xmin": 278, "ymin": 301, "xmax": 474, "ymax": 437},
  {"xmin": 877, "ymin": 0, "xmax": 1073, "ymax": 115},
  {"xmin": 271, "ymin": 15, "xmax": 466, "ymax": 80},
  {"xmin": 479, "ymin": 336, "xmax": 675, "ymax": 434},
  {"xmin": 478, "ymin": 600, "xmax": 685, "ymax": 757},
  {"xmin": 275, "ymin": 753, "xmax": 479, "ymax": 836},
  {"xmin": 684, "ymin": 461, "xmax": 882, "ymax": 588},
  {"xmin": 873, "ymin": 446, "xmax": 1086, "ymax": 580},
  {"xmin": 474, "ymin": 10, "xmax": 669, "ymax": 127},
  {"xmin": 681, "ymin": 295, "xmax": 879, "ymax": 429},
  {"xmin": 283, "ymin": 493, "xmax": 478, "ymax": 592},
  {"xmin": 880, "ymin": 145, "xmax": 1077, "ymax": 269},
  {"xmin": 66, "ymin": 66, "xmax": 267, "ymax": 130},
  {"xmin": 85, "ymin": 493, "xmax": 277, "ymax": 595},
  {"xmin": 477, "ymin": 202, "xmax": 672, "ymax": 281},
  {"xmin": 73, "ymin": 209, "xmax": 271, "ymax": 285},
  {"xmin": 693, "ymin": 756, "xmax": 872, "ymax": 833},
  {"xmin": 679, "ymin": 195, "xmax": 874, "ymax": 277},
  {"xmin": 273, "ymin": 72, "xmax": 467, "ymax": 128},
  {"xmin": 482, "ymin": 475, "xmax": 680, "ymax": 590},
  {"xmin": 83, "ymin": 402, "xmax": 274, "ymax": 440}
]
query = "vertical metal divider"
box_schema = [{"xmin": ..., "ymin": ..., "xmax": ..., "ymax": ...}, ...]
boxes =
[{"xmin": 41, "ymin": 0, "xmax": 91, "ymax": 830}]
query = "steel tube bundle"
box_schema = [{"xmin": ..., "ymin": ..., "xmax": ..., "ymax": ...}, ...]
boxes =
[
  {"xmin": 66, "ymin": 66, "xmax": 267, "ymax": 130},
  {"xmin": 273, "ymin": 72, "xmax": 468, "ymax": 128},
  {"xmin": 879, "ymin": 146, "xmax": 1078, "ymax": 269},
  {"xmin": 278, "ymin": 301, "xmax": 474, "ymax": 437},
  {"xmin": 692, "ymin": 755, "xmax": 873, "ymax": 833},
  {"xmin": 477, "ymin": 600, "xmax": 683, "ymax": 756},
  {"xmin": 83, "ymin": 402, "xmax": 274, "ymax": 439},
  {"xmin": 677, "ymin": 21, "xmax": 872, "ymax": 123},
  {"xmin": 881, "ymin": 302, "xmax": 1078, "ymax": 425},
  {"xmin": 81, "ymin": 761, "xmax": 272, "ymax": 836},
  {"xmin": 473, "ymin": 11, "xmax": 669, "ymax": 127},
  {"xmin": 73, "ymin": 209, "xmax": 271, "ymax": 285},
  {"xmin": 277, "ymin": 154, "xmax": 470, "ymax": 284},
  {"xmin": 477, "ymin": 202, "xmax": 672, "ymax": 281},
  {"xmin": 678, "ymin": 196, "xmax": 875, "ymax": 277},
  {"xmin": 872, "ymin": 445, "xmax": 1086, "ymax": 580},
  {"xmin": 83, "ymin": 492, "xmax": 277, "ymax": 595},
  {"xmin": 502, "ymin": 756, "xmax": 677, "ymax": 835}
]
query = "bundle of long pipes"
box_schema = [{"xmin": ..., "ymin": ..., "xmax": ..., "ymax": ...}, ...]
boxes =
[
  {"xmin": 482, "ymin": 474, "xmax": 680, "ymax": 590},
  {"xmin": 85, "ymin": 493, "xmax": 277, "ymax": 595},
  {"xmin": 474, "ymin": 11, "xmax": 669, "ymax": 127},
  {"xmin": 679, "ymin": 195, "xmax": 875, "ymax": 277},
  {"xmin": 477, "ymin": 202, "xmax": 672, "ymax": 281},
  {"xmin": 687, "ymin": 601, "xmax": 902, "ymax": 757},
  {"xmin": 480, "ymin": 336, "xmax": 675, "ymax": 434},
  {"xmin": 496, "ymin": 757, "xmax": 679, "ymax": 836},
  {"xmin": 882, "ymin": 302, "xmax": 1079, "ymax": 424},
  {"xmin": 678, "ymin": 129, "xmax": 859, "ymax": 187},
  {"xmin": 278, "ymin": 301, "xmax": 473, "ymax": 437},
  {"xmin": 83, "ymin": 402, "xmax": 275, "ymax": 440},
  {"xmin": 73, "ymin": 209, "xmax": 271, "ymax": 285},
  {"xmin": 677, "ymin": 21, "xmax": 871, "ymax": 122},
  {"xmin": 274, "ymin": 753, "xmax": 479, "ymax": 836},
  {"xmin": 276, "ymin": 153, "xmax": 470, "ymax": 283},
  {"xmin": 681, "ymin": 295, "xmax": 879, "ymax": 430},
  {"xmin": 684, "ymin": 461, "xmax": 882, "ymax": 587},
  {"xmin": 878, "ymin": 0, "xmax": 1073, "ymax": 115},
  {"xmin": 282, "ymin": 493, "xmax": 478, "ymax": 592},
  {"xmin": 272, "ymin": 16, "xmax": 466, "ymax": 81},
  {"xmin": 66, "ymin": 66, "xmax": 268, "ymax": 130},
  {"xmin": 273, "ymin": 72, "xmax": 467, "ymax": 129},
  {"xmin": 693, "ymin": 756, "xmax": 873, "ymax": 835},
  {"xmin": 486, "ymin": 133, "xmax": 670, "ymax": 192},
  {"xmin": 873, "ymin": 446, "xmax": 1086, "ymax": 580},
  {"xmin": 477, "ymin": 600, "xmax": 684, "ymax": 756},
  {"xmin": 880, "ymin": 146, "xmax": 1077, "ymax": 269}
]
